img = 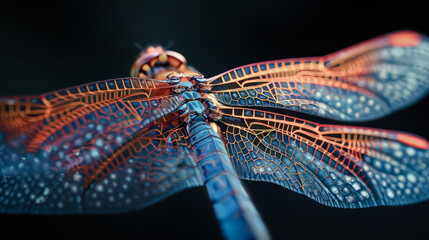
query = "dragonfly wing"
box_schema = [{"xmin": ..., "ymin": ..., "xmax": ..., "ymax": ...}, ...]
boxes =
[
  {"xmin": 0, "ymin": 77, "xmax": 183, "ymax": 176},
  {"xmin": 0, "ymin": 122, "xmax": 202, "ymax": 214},
  {"xmin": 0, "ymin": 77, "xmax": 173, "ymax": 142},
  {"xmin": 208, "ymin": 31, "xmax": 429, "ymax": 121},
  {"xmin": 218, "ymin": 107, "xmax": 429, "ymax": 208},
  {"xmin": 0, "ymin": 78, "xmax": 203, "ymax": 213}
]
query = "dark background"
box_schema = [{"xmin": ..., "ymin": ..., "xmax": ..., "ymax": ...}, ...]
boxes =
[{"xmin": 1, "ymin": 1, "xmax": 429, "ymax": 239}]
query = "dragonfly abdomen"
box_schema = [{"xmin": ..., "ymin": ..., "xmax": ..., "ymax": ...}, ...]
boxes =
[{"xmin": 187, "ymin": 120, "xmax": 270, "ymax": 240}]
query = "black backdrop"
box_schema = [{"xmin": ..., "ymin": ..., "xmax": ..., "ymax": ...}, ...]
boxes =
[{"xmin": 1, "ymin": 1, "xmax": 429, "ymax": 239}]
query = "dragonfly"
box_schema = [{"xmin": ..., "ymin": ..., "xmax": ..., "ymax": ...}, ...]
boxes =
[{"xmin": 1, "ymin": 30, "xmax": 429, "ymax": 240}]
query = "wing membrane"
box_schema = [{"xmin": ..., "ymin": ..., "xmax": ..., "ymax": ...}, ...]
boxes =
[
  {"xmin": 208, "ymin": 31, "xmax": 429, "ymax": 121},
  {"xmin": 218, "ymin": 107, "xmax": 429, "ymax": 208},
  {"xmin": 0, "ymin": 77, "xmax": 174, "ymax": 137},
  {"xmin": 0, "ymin": 77, "xmax": 182, "ymax": 152},
  {"xmin": 0, "ymin": 78, "xmax": 204, "ymax": 213},
  {"xmin": 0, "ymin": 120, "xmax": 202, "ymax": 214}
]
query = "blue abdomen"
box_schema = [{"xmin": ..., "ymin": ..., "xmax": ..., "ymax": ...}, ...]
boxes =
[{"xmin": 188, "ymin": 121, "xmax": 270, "ymax": 240}]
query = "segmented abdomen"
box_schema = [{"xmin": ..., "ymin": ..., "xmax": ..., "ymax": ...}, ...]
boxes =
[{"xmin": 188, "ymin": 120, "xmax": 269, "ymax": 240}]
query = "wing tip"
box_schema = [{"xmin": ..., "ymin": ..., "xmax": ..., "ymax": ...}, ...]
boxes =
[
  {"xmin": 388, "ymin": 30, "xmax": 422, "ymax": 47},
  {"xmin": 397, "ymin": 132, "xmax": 429, "ymax": 150}
]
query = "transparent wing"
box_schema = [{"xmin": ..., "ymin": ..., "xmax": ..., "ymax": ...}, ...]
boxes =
[
  {"xmin": 0, "ymin": 78, "xmax": 203, "ymax": 214},
  {"xmin": 218, "ymin": 107, "xmax": 429, "ymax": 208},
  {"xmin": 0, "ymin": 118, "xmax": 202, "ymax": 214},
  {"xmin": 0, "ymin": 77, "xmax": 183, "ymax": 170},
  {"xmin": 208, "ymin": 31, "xmax": 429, "ymax": 121},
  {"xmin": 0, "ymin": 77, "xmax": 173, "ymax": 141}
]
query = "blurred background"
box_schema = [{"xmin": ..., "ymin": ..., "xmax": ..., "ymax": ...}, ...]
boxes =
[{"xmin": 1, "ymin": 1, "xmax": 428, "ymax": 239}]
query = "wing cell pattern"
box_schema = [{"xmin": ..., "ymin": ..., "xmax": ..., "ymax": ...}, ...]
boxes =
[
  {"xmin": 0, "ymin": 77, "xmax": 173, "ymax": 137},
  {"xmin": 0, "ymin": 78, "xmax": 203, "ymax": 214},
  {"xmin": 208, "ymin": 31, "xmax": 429, "ymax": 121},
  {"xmin": 0, "ymin": 121, "xmax": 203, "ymax": 214},
  {"xmin": 219, "ymin": 107, "xmax": 429, "ymax": 208},
  {"xmin": 1, "ymin": 31, "xmax": 429, "ymax": 218}
]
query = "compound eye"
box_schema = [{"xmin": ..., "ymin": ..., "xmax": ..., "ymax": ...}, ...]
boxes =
[
  {"xmin": 130, "ymin": 47, "xmax": 189, "ymax": 79},
  {"xmin": 155, "ymin": 46, "xmax": 164, "ymax": 53},
  {"xmin": 146, "ymin": 46, "xmax": 156, "ymax": 53}
]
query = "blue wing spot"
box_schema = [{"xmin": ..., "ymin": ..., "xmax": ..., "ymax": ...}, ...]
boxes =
[
  {"xmin": 238, "ymin": 99, "xmax": 246, "ymax": 105},
  {"xmin": 255, "ymin": 111, "xmax": 264, "ymax": 117},
  {"xmin": 228, "ymin": 134, "xmax": 235, "ymax": 143},
  {"xmin": 124, "ymin": 79, "xmax": 132, "ymax": 88},
  {"xmin": 107, "ymin": 80, "xmax": 116, "ymax": 89},
  {"xmin": 244, "ymin": 67, "xmax": 251, "ymax": 75},
  {"xmin": 116, "ymin": 80, "xmax": 125, "ymax": 89},
  {"xmin": 223, "ymin": 93, "xmax": 231, "ymax": 103},
  {"xmin": 142, "ymin": 101, "xmax": 149, "ymax": 108},
  {"xmin": 102, "ymin": 106, "xmax": 110, "ymax": 113},
  {"xmin": 79, "ymin": 86, "xmax": 88, "ymax": 93},
  {"xmin": 252, "ymin": 65, "xmax": 259, "ymax": 73},
  {"xmin": 131, "ymin": 102, "xmax": 140, "ymax": 108},
  {"xmin": 223, "ymin": 74, "xmax": 230, "ymax": 82},
  {"xmin": 238, "ymin": 91, "xmax": 248, "ymax": 98},
  {"xmin": 56, "ymin": 130, "xmax": 63, "ymax": 138},
  {"xmin": 257, "ymin": 94, "xmax": 267, "ymax": 100},
  {"xmin": 117, "ymin": 101, "xmax": 125, "ymax": 108},
  {"xmin": 248, "ymin": 89, "xmax": 257, "ymax": 97},
  {"xmin": 230, "ymin": 71, "xmax": 237, "ymax": 79},
  {"xmin": 89, "ymin": 84, "xmax": 98, "ymax": 91},
  {"xmin": 98, "ymin": 82, "xmax": 107, "ymax": 90}
]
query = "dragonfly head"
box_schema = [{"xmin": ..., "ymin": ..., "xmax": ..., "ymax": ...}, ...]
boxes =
[{"xmin": 131, "ymin": 45, "xmax": 189, "ymax": 79}]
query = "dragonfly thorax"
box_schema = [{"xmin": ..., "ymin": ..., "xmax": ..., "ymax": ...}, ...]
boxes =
[{"xmin": 166, "ymin": 73, "xmax": 219, "ymax": 123}]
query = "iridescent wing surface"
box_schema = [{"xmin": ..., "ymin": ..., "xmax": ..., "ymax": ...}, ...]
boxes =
[
  {"xmin": 0, "ymin": 78, "xmax": 203, "ymax": 214},
  {"xmin": 218, "ymin": 107, "xmax": 429, "ymax": 208},
  {"xmin": 208, "ymin": 31, "xmax": 429, "ymax": 121}
]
